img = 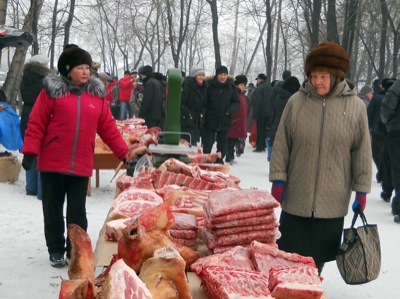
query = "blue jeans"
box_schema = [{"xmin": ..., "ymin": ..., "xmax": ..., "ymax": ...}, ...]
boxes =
[
  {"xmin": 119, "ymin": 101, "xmax": 133, "ymax": 120},
  {"xmin": 25, "ymin": 157, "xmax": 42, "ymax": 199}
]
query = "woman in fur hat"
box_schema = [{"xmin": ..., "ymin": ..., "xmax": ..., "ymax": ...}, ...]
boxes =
[
  {"xmin": 225, "ymin": 74, "xmax": 248, "ymax": 164},
  {"xmin": 269, "ymin": 42, "xmax": 372, "ymax": 274},
  {"xmin": 20, "ymin": 54, "xmax": 53, "ymax": 200},
  {"xmin": 180, "ymin": 65, "xmax": 207, "ymax": 145},
  {"xmin": 21, "ymin": 47, "xmax": 132, "ymax": 267}
]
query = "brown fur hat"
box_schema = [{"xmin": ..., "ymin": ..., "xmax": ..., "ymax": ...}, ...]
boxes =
[
  {"xmin": 305, "ymin": 42, "xmax": 349, "ymax": 79},
  {"xmin": 57, "ymin": 47, "xmax": 92, "ymax": 77}
]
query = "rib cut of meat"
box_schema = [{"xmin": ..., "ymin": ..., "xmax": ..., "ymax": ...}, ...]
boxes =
[
  {"xmin": 116, "ymin": 173, "xmax": 154, "ymax": 192},
  {"xmin": 190, "ymin": 246, "xmax": 254, "ymax": 275},
  {"xmin": 109, "ymin": 200, "xmax": 159, "ymax": 220},
  {"xmin": 112, "ymin": 188, "xmax": 163, "ymax": 208},
  {"xmin": 204, "ymin": 189, "xmax": 279, "ymax": 218},
  {"xmin": 101, "ymin": 258, "xmax": 152, "ymax": 299},
  {"xmin": 251, "ymin": 241, "xmax": 316, "ymax": 276},
  {"xmin": 208, "ymin": 213, "xmax": 277, "ymax": 229},
  {"xmin": 206, "ymin": 208, "xmax": 274, "ymax": 225},
  {"xmin": 199, "ymin": 266, "xmax": 273, "ymax": 299},
  {"xmin": 189, "ymin": 163, "xmax": 231, "ymax": 174},
  {"xmin": 139, "ymin": 246, "xmax": 191, "ymax": 299},
  {"xmin": 211, "ymin": 222, "xmax": 278, "ymax": 237}
]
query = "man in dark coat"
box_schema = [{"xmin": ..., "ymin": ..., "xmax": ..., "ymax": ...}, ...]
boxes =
[
  {"xmin": 202, "ymin": 65, "xmax": 240, "ymax": 164},
  {"xmin": 20, "ymin": 54, "xmax": 52, "ymax": 200},
  {"xmin": 251, "ymin": 73, "xmax": 275, "ymax": 152},
  {"xmin": 138, "ymin": 65, "xmax": 164, "ymax": 128}
]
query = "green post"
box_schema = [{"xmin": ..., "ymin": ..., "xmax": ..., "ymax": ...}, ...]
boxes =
[{"xmin": 163, "ymin": 68, "xmax": 182, "ymax": 145}]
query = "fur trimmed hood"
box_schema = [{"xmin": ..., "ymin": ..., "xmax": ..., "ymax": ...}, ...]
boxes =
[
  {"xmin": 43, "ymin": 75, "xmax": 107, "ymax": 99},
  {"xmin": 23, "ymin": 62, "xmax": 53, "ymax": 77}
]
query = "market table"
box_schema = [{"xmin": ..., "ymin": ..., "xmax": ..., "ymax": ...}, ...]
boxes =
[{"xmin": 92, "ymin": 151, "xmax": 125, "ymax": 188}]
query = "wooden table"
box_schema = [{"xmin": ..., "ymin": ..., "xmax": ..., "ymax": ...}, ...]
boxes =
[{"xmin": 93, "ymin": 152, "xmax": 125, "ymax": 188}]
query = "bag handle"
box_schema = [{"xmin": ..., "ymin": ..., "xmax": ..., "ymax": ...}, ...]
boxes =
[{"xmin": 350, "ymin": 212, "xmax": 368, "ymax": 229}]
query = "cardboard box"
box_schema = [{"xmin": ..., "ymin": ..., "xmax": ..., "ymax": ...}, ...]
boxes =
[{"xmin": 0, "ymin": 155, "xmax": 21, "ymax": 182}]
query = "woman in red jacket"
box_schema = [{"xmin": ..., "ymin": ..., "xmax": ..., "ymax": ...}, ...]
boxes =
[
  {"xmin": 22, "ymin": 47, "xmax": 130, "ymax": 267},
  {"xmin": 226, "ymin": 75, "xmax": 248, "ymax": 164}
]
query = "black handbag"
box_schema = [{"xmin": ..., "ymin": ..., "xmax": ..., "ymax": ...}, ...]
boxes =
[{"xmin": 336, "ymin": 212, "xmax": 381, "ymax": 284}]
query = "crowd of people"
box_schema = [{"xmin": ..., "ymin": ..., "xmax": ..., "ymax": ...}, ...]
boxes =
[{"xmin": 0, "ymin": 40, "xmax": 397, "ymax": 271}]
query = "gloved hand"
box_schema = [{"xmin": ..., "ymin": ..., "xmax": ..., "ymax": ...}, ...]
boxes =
[
  {"xmin": 352, "ymin": 192, "xmax": 366, "ymax": 214},
  {"xmin": 22, "ymin": 154, "xmax": 36, "ymax": 171},
  {"xmin": 271, "ymin": 181, "xmax": 285, "ymax": 204}
]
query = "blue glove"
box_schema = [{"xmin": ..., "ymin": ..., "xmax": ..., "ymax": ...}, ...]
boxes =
[
  {"xmin": 271, "ymin": 181, "xmax": 285, "ymax": 204},
  {"xmin": 352, "ymin": 192, "xmax": 366, "ymax": 214}
]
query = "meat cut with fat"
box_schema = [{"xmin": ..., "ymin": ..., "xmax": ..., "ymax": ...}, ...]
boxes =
[
  {"xmin": 172, "ymin": 212, "xmax": 198, "ymax": 230},
  {"xmin": 211, "ymin": 222, "xmax": 278, "ymax": 237},
  {"xmin": 112, "ymin": 188, "xmax": 163, "ymax": 208},
  {"xmin": 108, "ymin": 200, "xmax": 159, "ymax": 220},
  {"xmin": 169, "ymin": 229, "xmax": 197, "ymax": 240},
  {"xmin": 116, "ymin": 173, "xmax": 154, "ymax": 192},
  {"xmin": 208, "ymin": 213, "xmax": 277, "ymax": 229},
  {"xmin": 206, "ymin": 208, "xmax": 275, "ymax": 225}
]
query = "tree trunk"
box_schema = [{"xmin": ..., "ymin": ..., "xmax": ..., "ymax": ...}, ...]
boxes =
[
  {"xmin": 342, "ymin": 0, "xmax": 359, "ymax": 79},
  {"xmin": 326, "ymin": 0, "xmax": 339, "ymax": 43},
  {"xmin": 49, "ymin": 0, "xmax": 59, "ymax": 70},
  {"xmin": 63, "ymin": 0, "xmax": 76, "ymax": 47},
  {"xmin": 265, "ymin": 0, "xmax": 273, "ymax": 83},
  {"xmin": 311, "ymin": 0, "xmax": 322, "ymax": 47},
  {"xmin": 378, "ymin": 0, "xmax": 388, "ymax": 80},
  {"xmin": 206, "ymin": 0, "xmax": 221, "ymax": 69},
  {"xmin": 3, "ymin": 0, "xmax": 44, "ymax": 108},
  {"xmin": 0, "ymin": 0, "xmax": 7, "ymax": 25},
  {"xmin": 229, "ymin": 0, "xmax": 239, "ymax": 75}
]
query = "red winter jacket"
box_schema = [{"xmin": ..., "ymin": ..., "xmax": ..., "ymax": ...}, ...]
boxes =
[
  {"xmin": 22, "ymin": 75, "xmax": 128, "ymax": 177},
  {"xmin": 228, "ymin": 88, "xmax": 248, "ymax": 138},
  {"xmin": 119, "ymin": 75, "xmax": 134, "ymax": 102}
]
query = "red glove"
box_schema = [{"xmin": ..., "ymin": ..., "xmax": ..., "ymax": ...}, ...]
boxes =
[
  {"xmin": 271, "ymin": 181, "xmax": 285, "ymax": 204},
  {"xmin": 352, "ymin": 192, "xmax": 366, "ymax": 213}
]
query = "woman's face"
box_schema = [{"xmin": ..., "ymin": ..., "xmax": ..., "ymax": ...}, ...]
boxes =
[
  {"xmin": 310, "ymin": 70, "xmax": 331, "ymax": 96},
  {"xmin": 237, "ymin": 83, "xmax": 245, "ymax": 92},
  {"xmin": 68, "ymin": 64, "xmax": 90, "ymax": 86},
  {"xmin": 217, "ymin": 73, "xmax": 228, "ymax": 83},
  {"xmin": 195, "ymin": 73, "xmax": 205, "ymax": 84}
]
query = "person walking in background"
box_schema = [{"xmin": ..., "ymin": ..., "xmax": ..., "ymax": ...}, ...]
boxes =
[
  {"xmin": 138, "ymin": 65, "xmax": 164, "ymax": 128},
  {"xmin": 98, "ymin": 72, "xmax": 113, "ymax": 105},
  {"xmin": 180, "ymin": 65, "xmax": 206, "ymax": 145},
  {"xmin": 269, "ymin": 42, "xmax": 372, "ymax": 275},
  {"xmin": 380, "ymin": 79, "xmax": 400, "ymax": 223},
  {"xmin": 21, "ymin": 47, "xmax": 132, "ymax": 268},
  {"xmin": 225, "ymin": 75, "xmax": 248, "ymax": 164},
  {"xmin": 251, "ymin": 73, "xmax": 274, "ymax": 152},
  {"xmin": 358, "ymin": 85, "xmax": 373, "ymax": 108},
  {"xmin": 202, "ymin": 65, "xmax": 240, "ymax": 164},
  {"xmin": 20, "ymin": 54, "xmax": 53, "ymax": 200},
  {"xmin": 269, "ymin": 76, "xmax": 300, "ymax": 148},
  {"xmin": 118, "ymin": 70, "xmax": 135, "ymax": 120}
]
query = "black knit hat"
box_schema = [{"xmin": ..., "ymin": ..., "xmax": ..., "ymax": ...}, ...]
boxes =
[
  {"xmin": 57, "ymin": 48, "xmax": 92, "ymax": 77},
  {"xmin": 215, "ymin": 65, "xmax": 228, "ymax": 76},
  {"xmin": 256, "ymin": 73, "xmax": 267, "ymax": 80},
  {"xmin": 282, "ymin": 76, "xmax": 300, "ymax": 94},
  {"xmin": 234, "ymin": 75, "xmax": 248, "ymax": 86},
  {"xmin": 305, "ymin": 41, "xmax": 349, "ymax": 79},
  {"xmin": 139, "ymin": 65, "xmax": 153, "ymax": 77}
]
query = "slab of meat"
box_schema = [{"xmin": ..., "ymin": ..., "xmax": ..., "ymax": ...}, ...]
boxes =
[
  {"xmin": 139, "ymin": 246, "xmax": 191, "ymax": 299},
  {"xmin": 190, "ymin": 246, "xmax": 254, "ymax": 275},
  {"xmin": 112, "ymin": 188, "xmax": 163, "ymax": 208},
  {"xmin": 199, "ymin": 266, "xmax": 273, "ymax": 299},
  {"xmin": 204, "ymin": 189, "xmax": 279, "ymax": 218},
  {"xmin": 206, "ymin": 208, "xmax": 274, "ymax": 225},
  {"xmin": 269, "ymin": 265, "xmax": 322, "ymax": 295},
  {"xmin": 211, "ymin": 222, "xmax": 278, "ymax": 237},
  {"xmin": 117, "ymin": 203, "xmax": 200, "ymax": 272},
  {"xmin": 191, "ymin": 164, "xmax": 241, "ymax": 185},
  {"xmin": 105, "ymin": 218, "xmax": 131, "ymax": 242},
  {"xmin": 158, "ymin": 157, "xmax": 193, "ymax": 176},
  {"xmin": 172, "ymin": 212, "xmax": 198, "ymax": 230},
  {"xmin": 212, "ymin": 243, "xmax": 252, "ymax": 254},
  {"xmin": 100, "ymin": 258, "xmax": 152, "ymax": 299},
  {"xmin": 108, "ymin": 200, "xmax": 159, "ymax": 220},
  {"xmin": 187, "ymin": 152, "xmax": 221, "ymax": 163},
  {"xmin": 208, "ymin": 213, "xmax": 277, "ymax": 229},
  {"xmin": 153, "ymin": 170, "xmax": 226, "ymax": 190},
  {"xmin": 171, "ymin": 237, "xmax": 197, "ymax": 248},
  {"xmin": 116, "ymin": 173, "xmax": 154, "ymax": 192},
  {"xmin": 169, "ymin": 229, "xmax": 197, "ymax": 240},
  {"xmin": 251, "ymin": 241, "xmax": 316, "ymax": 276},
  {"xmin": 59, "ymin": 279, "xmax": 95, "ymax": 299},
  {"xmin": 189, "ymin": 162, "xmax": 231, "ymax": 174}
]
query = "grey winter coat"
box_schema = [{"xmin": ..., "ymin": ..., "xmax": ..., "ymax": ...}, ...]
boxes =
[
  {"xmin": 269, "ymin": 79, "xmax": 372, "ymax": 218},
  {"xmin": 381, "ymin": 79, "xmax": 400, "ymax": 132}
]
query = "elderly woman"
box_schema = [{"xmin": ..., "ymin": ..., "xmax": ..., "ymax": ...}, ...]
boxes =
[
  {"xmin": 269, "ymin": 42, "xmax": 372, "ymax": 274},
  {"xmin": 22, "ymin": 47, "xmax": 131, "ymax": 267}
]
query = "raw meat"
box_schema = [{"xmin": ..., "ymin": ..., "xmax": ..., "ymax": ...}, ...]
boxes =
[
  {"xmin": 153, "ymin": 170, "xmax": 226, "ymax": 190},
  {"xmin": 271, "ymin": 282, "xmax": 323, "ymax": 299},
  {"xmin": 209, "ymin": 213, "xmax": 277, "ymax": 229},
  {"xmin": 139, "ymin": 247, "xmax": 191, "ymax": 299},
  {"xmin": 199, "ymin": 266, "xmax": 273, "ymax": 299},
  {"xmin": 211, "ymin": 222, "xmax": 278, "ymax": 237},
  {"xmin": 100, "ymin": 258, "xmax": 152, "ymax": 299},
  {"xmin": 205, "ymin": 229, "xmax": 277, "ymax": 249},
  {"xmin": 204, "ymin": 189, "xmax": 280, "ymax": 217},
  {"xmin": 251, "ymin": 241, "xmax": 316, "ymax": 275},
  {"xmin": 108, "ymin": 200, "xmax": 159, "ymax": 220},
  {"xmin": 189, "ymin": 162, "xmax": 231, "ymax": 174},
  {"xmin": 117, "ymin": 203, "xmax": 200, "ymax": 272},
  {"xmin": 171, "ymin": 237, "xmax": 197, "ymax": 248},
  {"xmin": 172, "ymin": 212, "xmax": 198, "ymax": 230},
  {"xmin": 206, "ymin": 208, "xmax": 275, "ymax": 225},
  {"xmin": 105, "ymin": 218, "xmax": 130, "ymax": 242},
  {"xmin": 187, "ymin": 152, "xmax": 221, "ymax": 163},
  {"xmin": 112, "ymin": 188, "xmax": 163, "ymax": 208},
  {"xmin": 169, "ymin": 229, "xmax": 197, "ymax": 240},
  {"xmin": 59, "ymin": 279, "xmax": 95, "ymax": 299},
  {"xmin": 190, "ymin": 246, "xmax": 254, "ymax": 275}
]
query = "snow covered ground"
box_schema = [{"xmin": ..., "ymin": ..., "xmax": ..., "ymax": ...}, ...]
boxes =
[{"xmin": 0, "ymin": 145, "xmax": 398, "ymax": 299}]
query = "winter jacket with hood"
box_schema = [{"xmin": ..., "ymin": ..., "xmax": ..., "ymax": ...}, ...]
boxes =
[
  {"xmin": 22, "ymin": 75, "xmax": 128, "ymax": 177},
  {"xmin": 203, "ymin": 76, "xmax": 240, "ymax": 131},
  {"xmin": 138, "ymin": 74, "xmax": 164, "ymax": 123},
  {"xmin": 119, "ymin": 75, "xmax": 134, "ymax": 102},
  {"xmin": 269, "ymin": 79, "xmax": 372, "ymax": 218},
  {"xmin": 381, "ymin": 79, "xmax": 400, "ymax": 132},
  {"xmin": 180, "ymin": 76, "xmax": 206, "ymax": 132},
  {"xmin": 19, "ymin": 62, "xmax": 53, "ymax": 139},
  {"xmin": 228, "ymin": 87, "xmax": 248, "ymax": 138}
]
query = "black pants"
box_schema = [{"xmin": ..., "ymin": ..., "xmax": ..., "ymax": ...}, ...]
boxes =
[
  {"xmin": 387, "ymin": 133, "xmax": 400, "ymax": 214},
  {"xmin": 202, "ymin": 128, "xmax": 228, "ymax": 163},
  {"xmin": 226, "ymin": 137, "xmax": 238, "ymax": 162},
  {"xmin": 41, "ymin": 172, "xmax": 89, "ymax": 256},
  {"xmin": 371, "ymin": 135, "xmax": 384, "ymax": 181},
  {"xmin": 256, "ymin": 118, "xmax": 267, "ymax": 151}
]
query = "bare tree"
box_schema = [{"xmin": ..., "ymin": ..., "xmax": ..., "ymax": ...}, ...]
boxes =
[
  {"xmin": 63, "ymin": 0, "xmax": 75, "ymax": 47},
  {"xmin": 206, "ymin": 0, "xmax": 221, "ymax": 69}
]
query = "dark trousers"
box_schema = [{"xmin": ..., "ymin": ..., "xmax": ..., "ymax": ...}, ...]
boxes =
[
  {"xmin": 202, "ymin": 128, "xmax": 228, "ymax": 163},
  {"xmin": 41, "ymin": 172, "xmax": 89, "ymax": 256},
  {"xmin": 387, "ymin": 133, "xmax": 400, "ymax": 214},
  {"xmin": 371, "ymin": 135, "xmax": 384, "ymax": 181},
  {"xmin": 381, "ymin": 138, "xmax": 393, "ymax": 195},
  {"xmin": 256, "ymin": 118, "xmax": 267, "ymax": 151},
  {"xmin": 226, "ymin": 137, "xmax": 238, "ymax": 162}
]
